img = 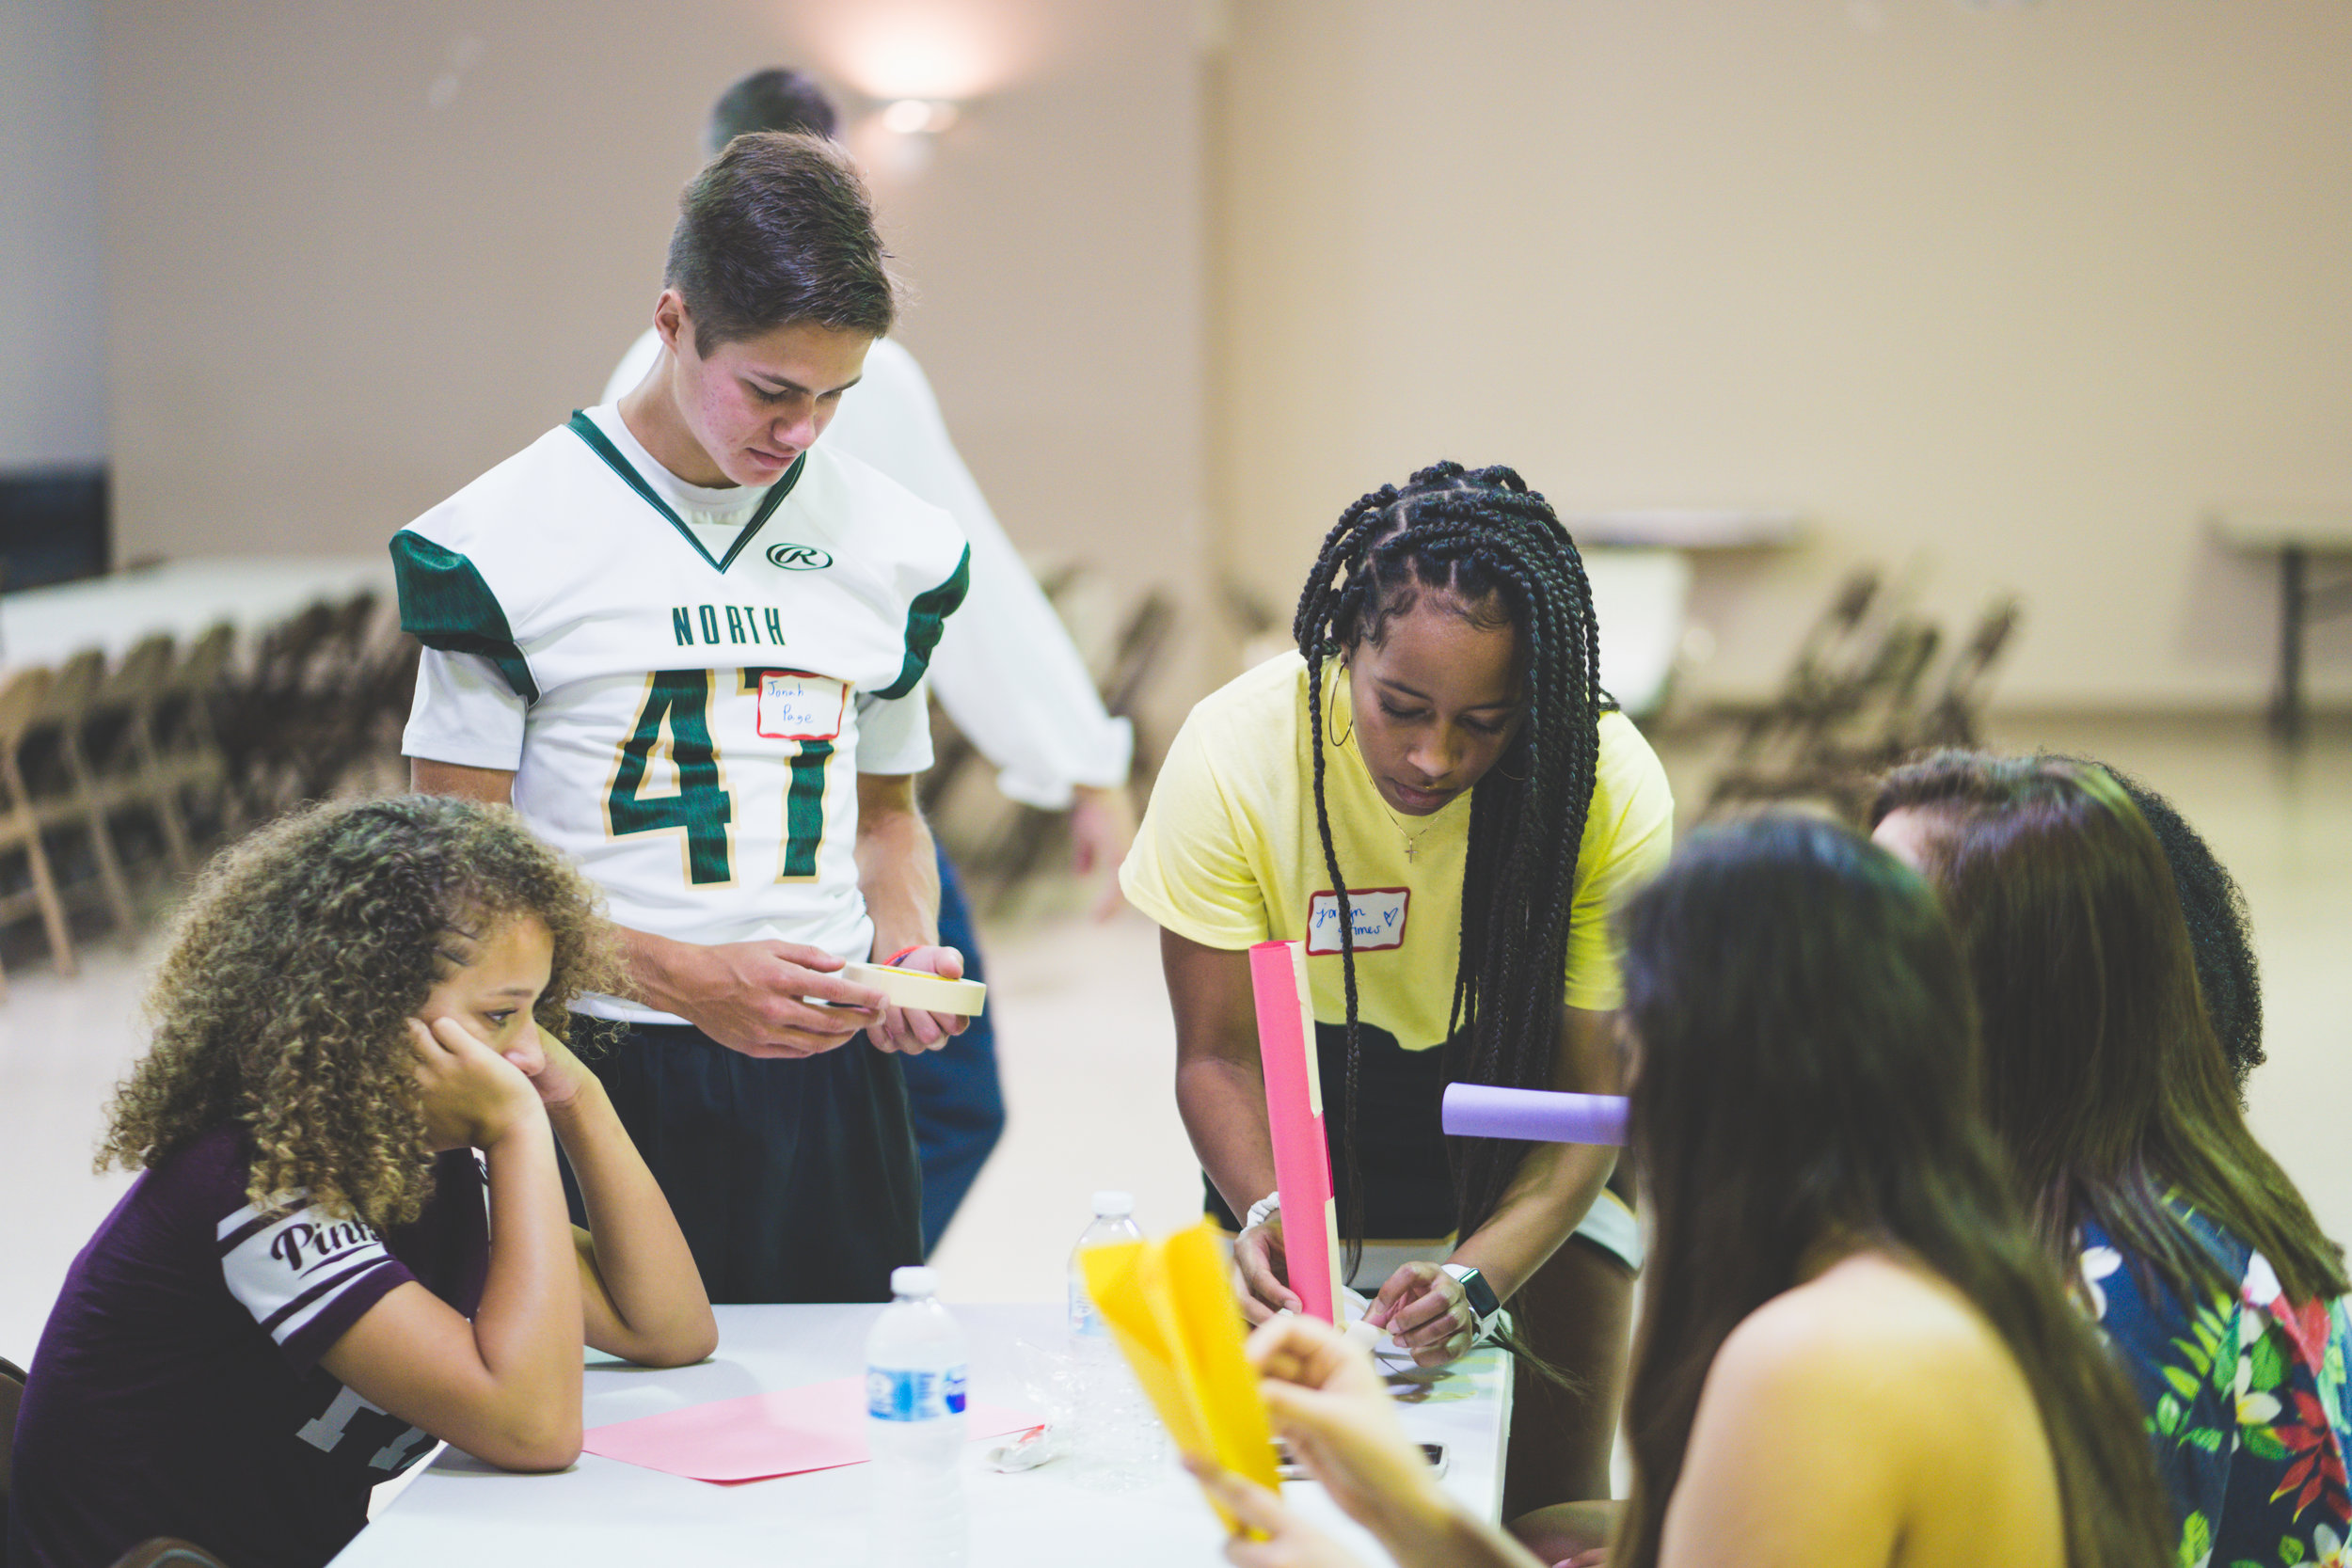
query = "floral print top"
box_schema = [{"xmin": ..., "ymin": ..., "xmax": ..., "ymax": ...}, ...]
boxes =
[{"xmin": 2081, "ymin": 1207, "xmax": 2352, "ymax": 1568}]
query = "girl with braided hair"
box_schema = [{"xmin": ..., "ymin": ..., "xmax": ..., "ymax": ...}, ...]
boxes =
[{"xmin": 1120, "ymin": 461, "xmax": 1673, "ymax": 1513}]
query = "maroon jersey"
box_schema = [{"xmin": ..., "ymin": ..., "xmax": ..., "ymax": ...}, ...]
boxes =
[{"xmin": 8, "ymin": 1125, "xmax": 488, "ymax": 1568}]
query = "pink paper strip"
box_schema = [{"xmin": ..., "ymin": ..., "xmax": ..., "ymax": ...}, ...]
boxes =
[
  {"xmin": 582, "ymin": 1375, "xmax": 1040, "ymax": 1484},
  {"xmin": 1250, "ymin": 938, "xmax": 1340, "ymax": 1323}
]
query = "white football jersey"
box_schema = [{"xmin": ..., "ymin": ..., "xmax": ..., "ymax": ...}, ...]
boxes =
[{"xmin": 396, "ymin": 404, "xmax": 968, "ymax": 1021}]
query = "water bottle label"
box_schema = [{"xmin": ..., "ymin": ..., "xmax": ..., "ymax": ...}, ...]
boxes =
[
  {"xmin": 1069, "ymin": 1280, "xmax": 1109, "ymax": 1337},
  {"xmin": 866, "ymin": 1364, "xmax": 969, "ymax": 1421}
]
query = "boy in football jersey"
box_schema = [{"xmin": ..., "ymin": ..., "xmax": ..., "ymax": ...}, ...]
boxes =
[
  {"xmin": 396, "ymin": 134, "xmax": 970, "ymax": 1304},
  {"xmin": 607, "ymin": 68, "xmax": 1139, "ymax": 1258}
]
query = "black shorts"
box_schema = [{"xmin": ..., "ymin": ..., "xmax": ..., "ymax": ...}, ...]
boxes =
[
  {"xmin": 567, "ymin": 1021, "xmax": 923, "ymax": 1305},
  {"xmin": 1205, "ymin": 1020, "xmax": 1458, "ymax": 1239}
]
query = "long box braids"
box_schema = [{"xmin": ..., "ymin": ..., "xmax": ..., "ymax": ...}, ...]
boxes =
[{"xmin": 1292, "ymin": 460, "xmax": 1612, "ymax": 1276}]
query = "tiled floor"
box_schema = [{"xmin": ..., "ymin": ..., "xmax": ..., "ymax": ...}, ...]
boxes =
[{"xmin": 3, "ymin": 714, "xmax": 2345, "ymax": 1367}]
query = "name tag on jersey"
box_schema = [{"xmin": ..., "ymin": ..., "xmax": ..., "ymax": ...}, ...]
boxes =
[
  {"xmin": 1305, "ymin": 888, "xmax": 1409, "ymax": 955},
  {"xmin": 755, "ymin": 671, "xmax": 847, "ymax": 741}
]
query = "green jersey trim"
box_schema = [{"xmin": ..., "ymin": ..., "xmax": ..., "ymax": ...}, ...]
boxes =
[
  {"xmin": 565, "ymin": 410, "xmax": 803, "ymax": 574},
  {"xmin": 874, "ymin": 545, "xmax": 971, "ymax": 700},
  {"xmin": 390, "ymin": 531, "xmax": 540, "ymax": 703}
]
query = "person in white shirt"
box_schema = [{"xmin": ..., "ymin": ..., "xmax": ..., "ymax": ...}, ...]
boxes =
[
  {"xmin": 401, "ymin": 131, "xmax": 970, "ymax": 1303},
  {"xmin": 602, "ymin": 69, "xmax": 1137, "ymax": 1252}
]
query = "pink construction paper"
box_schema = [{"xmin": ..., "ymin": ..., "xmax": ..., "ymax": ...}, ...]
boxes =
[
  {"xmin": 583, "ymin": 1376, "xmax": 1041, "ymax": 1484},
  {"xmin": 1250, "ymin": 939, "xmax": 1340, "ymax": 1323}
]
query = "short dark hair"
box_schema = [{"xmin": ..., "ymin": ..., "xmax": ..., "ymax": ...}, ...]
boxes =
[
  {"xmin": 2045, "ymin": 755, "xmax": 2264, "ymax": 1096},
  {"xmin": 707, "ymin": 68, "xmax": 839, "ymax": 155},
  {"xmin": 664, "ymin": 132, "xmax": 896, "ymax": 354}
]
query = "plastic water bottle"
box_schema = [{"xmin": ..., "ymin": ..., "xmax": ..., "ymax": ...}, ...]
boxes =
[
  {"xmin": 1067, "ymin": 1192, "xmax": 1167, "ymax": 1489},
  {"xmin": 1069, "ymin": 1190, "xmax": 1144, "ymax": 1337},
  {"xmin": 866, "ymin": 1266, "xmax": 968, "ymax": 1567}
]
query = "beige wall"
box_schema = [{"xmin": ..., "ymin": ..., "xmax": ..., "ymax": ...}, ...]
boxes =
[
  {"xmin": 3, "ymin": 0, "xmax": 106, "ymax": 467},
  {"xmin": 94, "ymin": 1, "xmax": 2352, "ymax": 713},
  {"xmin": 97, "ymin": 0, "xmax": 1208, "ymax": 714},
  {"xmin": 1211, "ymin": 0, "xmax": 2352, "ymax": 710}
]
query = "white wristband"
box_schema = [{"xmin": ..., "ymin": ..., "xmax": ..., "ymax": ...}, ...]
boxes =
[{"xmin": 1245, "ymin": 1192, "xmax": 1281, "ymax": 1231}]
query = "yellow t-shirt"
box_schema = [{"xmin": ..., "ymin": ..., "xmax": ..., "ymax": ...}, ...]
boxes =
[{"xmin": 1120, "ymin": 652, "xmax": 1676, "ymax": 1050}]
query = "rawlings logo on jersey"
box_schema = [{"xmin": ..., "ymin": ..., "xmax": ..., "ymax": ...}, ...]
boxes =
[{"xmin": 766, "ymin": 543, "xmax": 834, "ymax": 571}]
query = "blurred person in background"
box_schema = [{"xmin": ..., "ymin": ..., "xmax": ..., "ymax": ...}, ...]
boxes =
[
  {"xmin": 1871, "ymin": 753, "xmax": 2351, "ymax": 1568},
  {"xmin": 605, "ymin": 68, "xmax": 1137, "ymax": 1255}
]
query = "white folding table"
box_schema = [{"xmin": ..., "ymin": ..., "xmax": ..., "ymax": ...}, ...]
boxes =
[
  {"xmin": 333, "ymin": 1303, "xmax": 1511, "ymax": 1568},
  {"xmin": 0, "ymin": 556, "xmax": 391, "ymax": 673}
]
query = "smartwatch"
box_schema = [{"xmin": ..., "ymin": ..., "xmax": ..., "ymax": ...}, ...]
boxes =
[{"xmin": 1439, "ymin": 1263, "xmax": 1504, "ymax": 1340}]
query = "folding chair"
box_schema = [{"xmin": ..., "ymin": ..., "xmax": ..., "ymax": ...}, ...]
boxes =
[
  {"xmin": 151, "ymin": 623, "xmax": 236, "ymax": 846},
  {"xmin": 0, "ymin": 1352, "xmax": 23, "ymax": 1542},
  {"xmin": 84, "ymin": 634, "xmax": 195, "ymax": 879},
  {"xmin": 301, "ymin": 609, "xmax": 415, "ymax": 800},
  {"xmin": 18, "ymin": 650, "xmax": 138, "ymax": 937},
  {"xmin": 219, "ymin": 601, "xmax": 336, "ymax": 819},
  {"xmin": 0, "ymin": 667, "xmax": 77, "ymax": 987},
  {"xmin": 1722, "ymin": 568, "xmax": 1883, "ymax": 768},
  {"xmin": 284, "ymin": 591, "xmax": 389, "ymax": 802},
  {"xmin": 1912, "ymin": 595, "xmax": 2023, "ymax": 751}
]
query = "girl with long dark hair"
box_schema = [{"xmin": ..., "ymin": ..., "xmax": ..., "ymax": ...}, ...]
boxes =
[
  {"xmin": 1872, "ymin": 752, "xmax": 2350, "ymax": 1567},
  {"xmin": 1120, "ymin": 462, "xmax": 1674, "ymax": 1509},
  {"xmin": 1187, "ymin": 815, "xmax": 2174, "ymax": 1568}
]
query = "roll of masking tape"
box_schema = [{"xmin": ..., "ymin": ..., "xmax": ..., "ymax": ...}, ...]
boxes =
[{"xmin": 840, "ymin": 961, "xmax": 988, "ymax": 1017}]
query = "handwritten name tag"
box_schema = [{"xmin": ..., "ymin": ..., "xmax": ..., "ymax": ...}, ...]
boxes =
[
  {"xmin": 1305, "ymin": 888, "xmax": 1410, "ymax": 955},
  {"xmin": 756, "ymin": 671, "xmax": 847, "ymax": 741}
]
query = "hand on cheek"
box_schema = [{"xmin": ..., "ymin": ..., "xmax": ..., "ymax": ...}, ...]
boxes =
[
  {"xmin": 408, "ymin": 1016, "xmax": 542, "ymax": 1150},
  {"xmin": 506, "ymin": 1022, "xmax": 591, "ymax": 1110}
]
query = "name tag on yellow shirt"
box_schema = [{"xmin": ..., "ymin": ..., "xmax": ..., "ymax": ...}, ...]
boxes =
[{"xmin": 1306, "ymin": 887, "xmax": 1409, "ymax": 955}]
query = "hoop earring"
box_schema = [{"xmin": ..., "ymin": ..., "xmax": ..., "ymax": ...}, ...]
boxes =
[
  {"xmin": 1494, "ymin": 760, "xmax": 1526, "ymax": 782},
  {"xmin": 1323, "ymin": 655, "xmax": 1354, "ymax": 750}
]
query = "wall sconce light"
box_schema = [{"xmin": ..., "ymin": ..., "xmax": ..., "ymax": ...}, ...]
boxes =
[{"xmin": 880, "ymin": 99, "xmax": 961, "ymax": 136}]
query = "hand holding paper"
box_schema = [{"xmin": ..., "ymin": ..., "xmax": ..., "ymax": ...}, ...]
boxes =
[
  {"xmin": 1080, "ymin": 1221, "xmax": 1283, "ymax": 1535},
  {"xmin": 1243, "ymin": 1314, "xmax": 1467, "ymax": 1560}
]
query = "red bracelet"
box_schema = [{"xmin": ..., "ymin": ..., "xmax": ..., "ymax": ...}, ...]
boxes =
[{"xmin": 882, "ymin": 945, "xmax": 924, "ymax": 967}]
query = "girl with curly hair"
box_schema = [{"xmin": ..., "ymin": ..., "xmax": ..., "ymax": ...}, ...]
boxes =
[{"xmin": 8, "ymin": 796, "xmax": 715, "ymax": 1568}]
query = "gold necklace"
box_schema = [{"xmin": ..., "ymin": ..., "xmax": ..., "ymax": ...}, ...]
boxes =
[{"xmin": 1375, "ymin": 795, "xmax": 1437, "ymax": 863}]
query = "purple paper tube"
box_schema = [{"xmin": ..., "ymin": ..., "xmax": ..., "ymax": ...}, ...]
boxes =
[{"xmin": 1441, "ymin": 1084, "xmax": 1629, "ymax": 1146}]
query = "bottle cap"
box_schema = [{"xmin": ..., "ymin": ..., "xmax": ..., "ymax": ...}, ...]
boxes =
[
  {"xmin": 1092, "ymin": 1190, "xmax": 1135, "ymax": 1218},
  {"xmin": 891, "ymin": 1265, "xmax": 938, "ymax": 1298}
]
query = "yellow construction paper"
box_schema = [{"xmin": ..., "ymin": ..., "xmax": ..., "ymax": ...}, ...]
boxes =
[{"xmin": 1081, "ymin": 1221, "xmax": 1281, "ymax": 1533}]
